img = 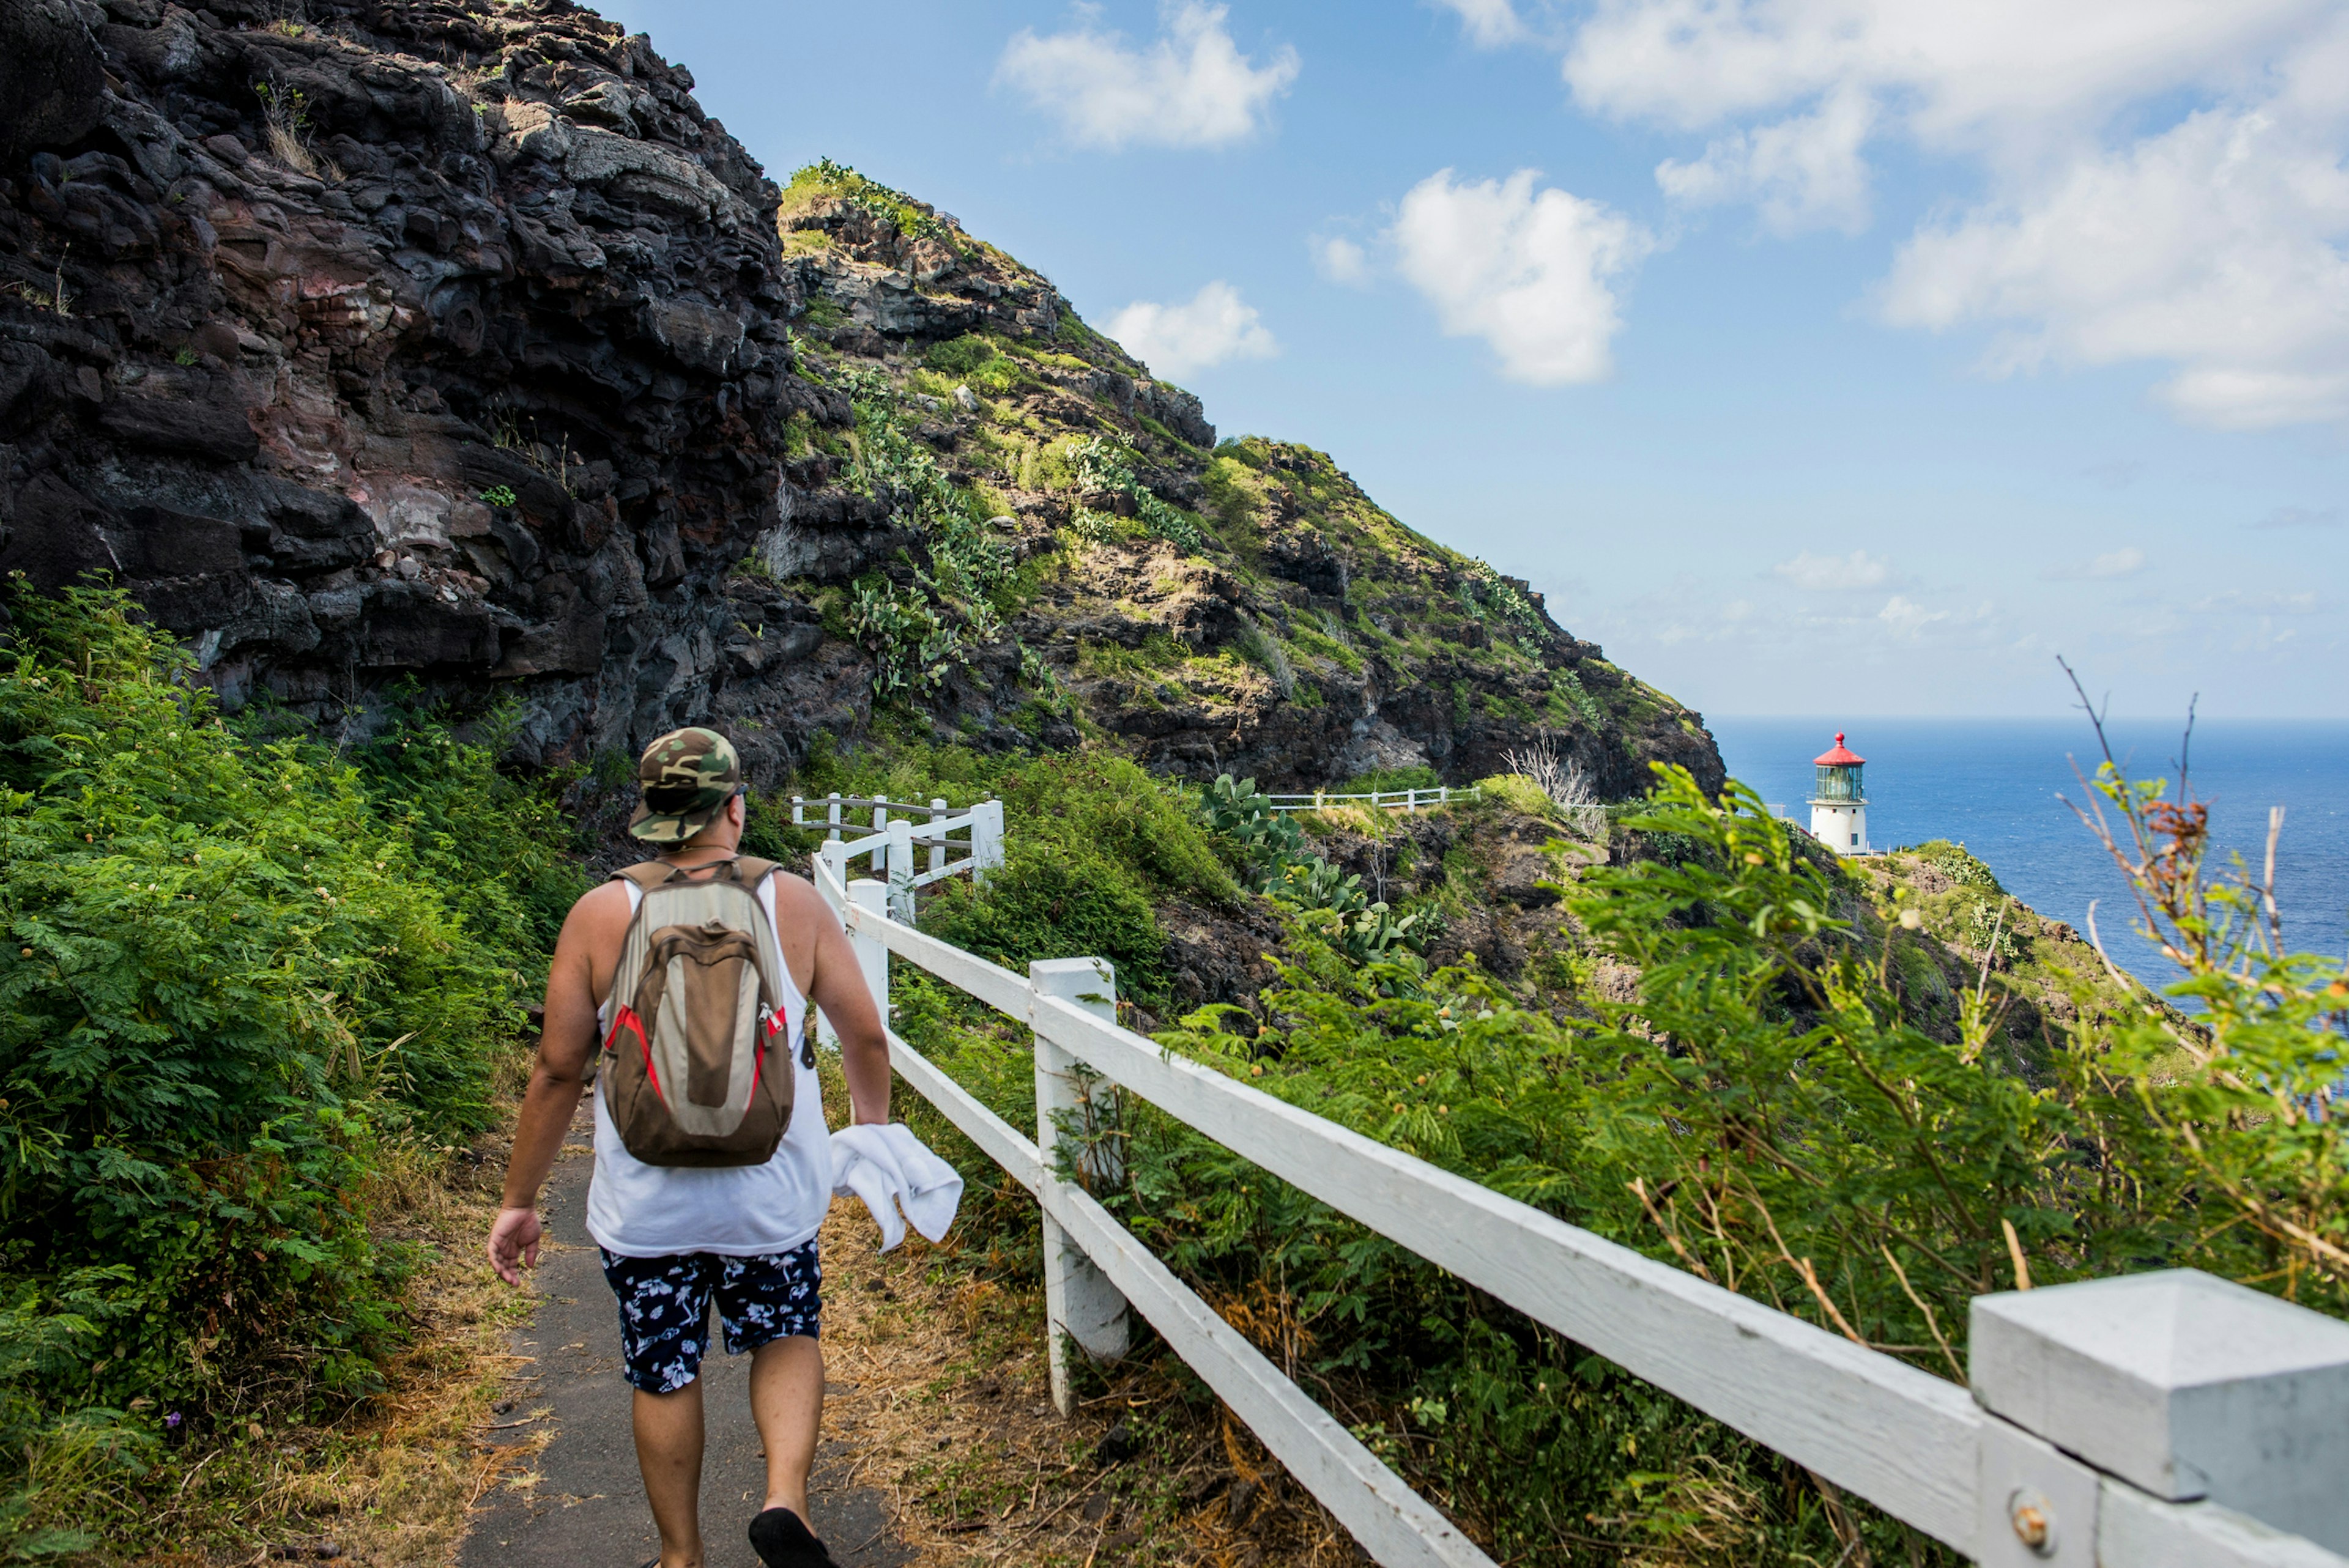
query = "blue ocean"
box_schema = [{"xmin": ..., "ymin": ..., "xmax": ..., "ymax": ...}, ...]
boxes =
[{"xmin": 1708, "ymin": 719, "xmax": 2349, "ymax": 991}]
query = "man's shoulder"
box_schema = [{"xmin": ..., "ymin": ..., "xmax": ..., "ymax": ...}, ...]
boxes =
[
  {"xmin": 568, "ymin": 876, "xmax": 635, "ymax": 924},
  {"xmin": 763, "ymin": 867, "xmax": 822, "ymax": 909}
]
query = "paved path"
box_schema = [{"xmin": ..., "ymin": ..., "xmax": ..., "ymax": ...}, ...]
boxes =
[{"xmin": 459, "ymin": 1114, "xmax": 913, "ymax": 1568}]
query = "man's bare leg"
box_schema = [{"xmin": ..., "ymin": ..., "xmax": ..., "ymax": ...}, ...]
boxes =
[
  {"xmin": 750, "ymin": 1335, "xmax": 825, "ymax": 1519},
  {"xmin": 634, "ymin": 1377, "xmax": 708, "ymax": 1568}
]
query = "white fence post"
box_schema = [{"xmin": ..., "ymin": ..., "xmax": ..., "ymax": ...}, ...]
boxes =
[
  {"xmin": 872, "ymin": 794, "xmax": 889, "ymax": 876},
  {"xmin": 1969, "ymin": 1271, "xmax": 2349, "ymax": 1564},
  {"xmin": 826, "ymin": 791, "xmax": 842, "ymax": 841},
  {"xmin": 886, "ymin": 817, "xmax": 916, "ymax": 922},
  {"xmin": 815, "ymin": 840, "xmax": 852, "ymax": 1047},
  {"xmin": 846, "ymin": 878, "xmax": 888, "ymax": 1028},
  {"xmin": 1030, "ymin": 956, "xmax": 1130, "ymax": 1415},
  {"xmin": 971, "ymin": 799, "xmax": 1004, "ymax": 886},
  {"xmin": 928, "ymin": 797, "xmax": 948, "ymax": 879}
]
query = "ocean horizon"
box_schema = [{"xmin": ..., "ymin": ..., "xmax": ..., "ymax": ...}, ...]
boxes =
[{"xmin": 1707, "ymin": 717, "xmax": 2349, "ymax": 993}]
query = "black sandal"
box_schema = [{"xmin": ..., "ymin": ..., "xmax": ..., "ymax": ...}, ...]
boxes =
[{"xmin": 749, "ymin": 1506, "xmax": 836, "ymax": 1567}]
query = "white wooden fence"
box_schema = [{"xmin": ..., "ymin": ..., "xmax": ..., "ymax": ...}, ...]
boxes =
[
  {"xmin": 810, "ymin": 853, "xmax": 2349, "ymax": 1568},
  {"xmin": 1264, "ymin": 785, "xmax": 1480, "ymax": 814},
  {"xmin": 793, "ymin": 793, "xmax": 1003, "ymax": 920}
]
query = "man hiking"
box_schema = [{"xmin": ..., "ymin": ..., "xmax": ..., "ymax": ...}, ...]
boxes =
[{"xmin": 488, "ymin": 728, "xmax": 891, "ymax": 1568}]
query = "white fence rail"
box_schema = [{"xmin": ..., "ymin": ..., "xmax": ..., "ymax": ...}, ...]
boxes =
[
  {"xmin": 1264, "ymin": 785, "xmax": 1479, "ymax": 814},
  {"xmin": 797, "ymin": 793, "xmax": 1003, "ymax": 922},
  {"xmin": 811, "ymin": 856, "xmax": 2349, "ymax": 1568}
]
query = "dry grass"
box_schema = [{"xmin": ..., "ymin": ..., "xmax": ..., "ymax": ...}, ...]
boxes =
[
  {"xmin": 812, "ymin": 1213, "xmax": 1375, "ymax": 1568},
  {"xmin": 248, "ymin": 1139, "xmax": 555, "ymax": 1566},
  {"xmin": 814, "ymin": 1048, "xmax": 1376, "ymax": 1568},
  {"xmin": 94, "ymin": 1056, "xmax": 551, "ymax": 1566}
]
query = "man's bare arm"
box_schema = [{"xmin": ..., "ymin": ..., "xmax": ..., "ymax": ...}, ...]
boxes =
[
  {"xmin": 487, "ymin": 883, "xmax": 619, "ymax": 1284},
  {"xmin": 796, "ymin": 884, "xmax": 891, "ymax": 1126}
]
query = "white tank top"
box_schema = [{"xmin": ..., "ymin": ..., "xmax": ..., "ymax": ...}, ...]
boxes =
[{"xmin": 584, "ymin": 874, "xmax": 831, "ymax": 1259}]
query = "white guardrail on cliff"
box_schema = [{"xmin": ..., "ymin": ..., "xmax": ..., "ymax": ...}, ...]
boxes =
[
  {"xmin": 792, "ymin": 793, "xmax": 1004, "ymax": 922},
  {"xmin": 809, "ymin": 841, "xmax": 2349, "ymax": 1568},
  {"xmin": 1262, "ymin": 785, "xmax": 1479, "ymax": 814}
]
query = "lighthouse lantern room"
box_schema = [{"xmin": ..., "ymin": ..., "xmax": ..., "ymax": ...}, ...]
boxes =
[{"xmin": 1808, "ymin": 732, "xmax": 1868, "ymax": 855}]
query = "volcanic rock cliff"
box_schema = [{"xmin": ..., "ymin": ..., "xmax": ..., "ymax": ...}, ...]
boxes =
[{"xmin": 0, "ymin": 0, "xmax": 1724, "ymax": 797}]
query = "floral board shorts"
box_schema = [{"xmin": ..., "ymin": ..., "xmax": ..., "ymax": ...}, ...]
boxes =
[{"xmin": 598, "ymin": 1239, "xmax": 822, "ymax": 1394}]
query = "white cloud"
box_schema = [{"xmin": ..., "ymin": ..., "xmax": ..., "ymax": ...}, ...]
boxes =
[
  {"xmin": 2043, "ymin": 547, "xmax": 2147, "ymax": 580},
  {"xmin": 1877, "ymin": 594, "xmax": 1948, "ymax": 638},
  {"xmin": 1561, "ymin": 0, "xmax": 2321, "ymax": 146},
  {"xmin": 1389, "ymin": 168, "xmax": 1653, "ymax": 385},
  {"xmin": 996, "ymin": 2, "xmax": 1300, "ymax": 151},
  {"xmin": 1774, "ymin": 548, "xmax": 1890, "ymax": 590},
  {"xmin": 1433, "ymin": 0, "xmax": 1526, "ymax": 48},
  {"xmin": 1555, "ymin": 0, "xmax": 2349, "ymax": 427},
  {"xmin": 1880, "ymin": 95, "xmax": 2349, "ymax": 430},
  {"xmin": 1656, "ymin": 86, "xmax": 1875, "ymax": 234},
  {"xmin": 2252, "ymin": 505, "xmax": 2342, "ymax": 530},
  {"xmin": 1313, "ymin": 235, "xmax": 1371, "ymax": 286},
  {"xmin": 1106, "ymin": 281, "xmax": 1278, "ymax": 376},
  {"xmin": 2191, "ymin": 588, "xmax": 2321, "ymax": 615}
]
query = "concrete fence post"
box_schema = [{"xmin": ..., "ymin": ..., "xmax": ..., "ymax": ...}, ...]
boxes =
[
  {"xmin": 1030, "ymin": 956, "xmax": 1131, "ymax": 1415},
  {"xmin": 885, "ymin": 817, "xmax": 916, "ymax": 922},
  {"xmin": 846, "ymin": 878, "xmax": 888, "ymax": 1031},
  {"xmin": 1967, "ymin": 1268, "xmax": 2349, "ymax": 1565}
]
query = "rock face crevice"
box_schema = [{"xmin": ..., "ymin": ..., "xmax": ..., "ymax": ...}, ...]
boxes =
[{"xmin": 0, "ymin": 0, "xmax": 1724, "ymax": 798}]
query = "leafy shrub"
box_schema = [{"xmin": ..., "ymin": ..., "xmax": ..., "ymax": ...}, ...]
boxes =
[
  {"xmin": 1337, "ymin": 765, "xmax": 1442, "ymax": 794},
  {"xmin": 1457, "ymin": 561, "xmax": 1546, "ymax": 653},
  {"xmin": 924, "ymin": 334, "xmax": 998, "ymax": 376},
  {"xmin": 837, "ymin": 367, "xmax": 1020, "ymax": 696},
  {"xmin": 848, "ymin": 577, "xmax": 962, "ymax": 699},
  {"xmin": 784, "ymin": 157, "xmax": 956, "ymax": 246},
  {"xmin": 1201, "ymin": 775, "xmax": 1430, "ymax": 963},
  {"xmin": 0, "ymin": 583, "xmax": 580, "ymax": 1550},
  {"xmin": 1071, "ymin": 434, "xmax": 1209, "ymax": 553},
  {"xmin": 1917, "ymin": 839, "xmax": 2003, "ymax": 892},
  {"xmin": 923, "ymin": 848, "xmax": 1166, "ymax": 1003},
  {"xmin": 779, "ymin": 744, "xmax": 1239, "ymax": 1005}
]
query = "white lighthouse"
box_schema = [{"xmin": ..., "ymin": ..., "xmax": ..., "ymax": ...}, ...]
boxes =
[{"xmin": 1808, "ymin": 732, "xmax": 1868, "ymax": 855}]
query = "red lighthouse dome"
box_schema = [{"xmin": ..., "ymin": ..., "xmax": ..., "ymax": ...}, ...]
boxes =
[{"xmin": 1814, "ymin": 732, "xmax": 1865, "ymax": 766}]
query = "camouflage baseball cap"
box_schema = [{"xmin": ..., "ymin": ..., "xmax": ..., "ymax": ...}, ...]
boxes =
[{"xmin": 627, "ymin": 727, "xmax": 744, "ymax": 845}]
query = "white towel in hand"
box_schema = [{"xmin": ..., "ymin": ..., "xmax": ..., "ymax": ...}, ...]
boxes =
[{"xmin": 829, "ymin": 1123, "xmax": 965, "ymax": 1252}]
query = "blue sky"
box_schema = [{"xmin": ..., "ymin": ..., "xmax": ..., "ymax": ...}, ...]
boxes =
[{"xmin": 601, "ymin": 0, "xmax": 2348, "ymax": 720}]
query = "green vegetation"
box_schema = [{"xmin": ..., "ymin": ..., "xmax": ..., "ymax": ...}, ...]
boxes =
[
  {"xmin": 0, "ymin": 585, "xmax": 583, "ymax": 1558},
  {"xmin": 1071, "ymin": 434, "xmax": 1209, "ymax": 553},
  {"xmin": 880, "ymin": 744, "xmax": 2345, "ymax": 1563},
  {"xmin": 836, "ymin": 366, "xmax": 1023, "ymax": 697},
  {"xmin": 756, "ymin": 744, "xmax": 1235, "ymax": 1009},
  {"xmin": 782, "ymin": 157, "xmax": 957, "ymax": 247}
]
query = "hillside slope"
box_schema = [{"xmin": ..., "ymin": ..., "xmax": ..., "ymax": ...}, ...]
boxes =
[{"xmin": 0, "ymin": 0, "xmax": 1721, "ymax": 796}]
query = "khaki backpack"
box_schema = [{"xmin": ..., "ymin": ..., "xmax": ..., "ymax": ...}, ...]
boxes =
[{"xmin": 599, "ymin": 855, "xmax": 805, "ymax": 1167}]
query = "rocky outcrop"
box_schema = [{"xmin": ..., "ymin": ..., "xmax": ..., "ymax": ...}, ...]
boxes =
[
  {"xmin": 0, "ymin": 0, "xmax": 839, "ymax": 771},
  {"xmin": 0, "ymin": 0, "xmax": 1723, "ymax": 799}
]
